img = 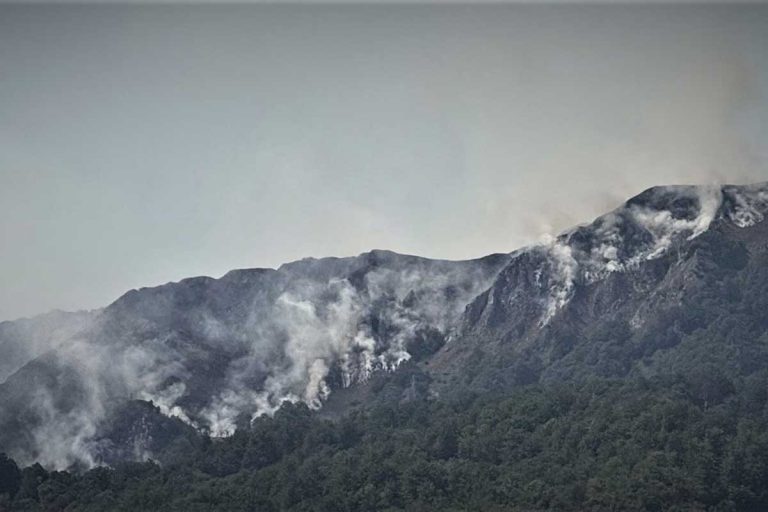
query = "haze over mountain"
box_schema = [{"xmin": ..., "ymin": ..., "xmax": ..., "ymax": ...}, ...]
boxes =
[
  {"xmin": 1, "ymin": 181, "xmax": 766, "ymax": 471},
  {"xmin": 3, "ymin": 4, "xmax": 767, "ymax": 323}
]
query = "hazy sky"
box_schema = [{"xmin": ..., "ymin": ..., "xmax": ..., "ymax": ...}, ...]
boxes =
[{"xmin": 1, "ymin": 4, "xmax": 767, "ymax": 321}]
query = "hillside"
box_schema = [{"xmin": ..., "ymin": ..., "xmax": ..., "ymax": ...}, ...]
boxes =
[{"xmin": 0, "ymin": 181, "xmax": 767, "ymax": 492}]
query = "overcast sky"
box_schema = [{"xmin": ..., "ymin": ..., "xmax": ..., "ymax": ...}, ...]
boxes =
[{"xmin": 1, "ymin": 4, "xmax": 767, "ymax": 321}]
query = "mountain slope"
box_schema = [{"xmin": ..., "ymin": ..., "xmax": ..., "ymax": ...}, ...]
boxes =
[
  {"xmin": 0, "ymin": 249, "xmax": 510, "ymax": 467},
  {"xmin": 0, "ymin": 309, "xmax": 97, "ymax": 383},
  {"xmin": 430, "ymin": 183, "xmax": 768, "ymax": 391},
  {"xmin": 0, "ymin": 182, "xmax": 766, "ymax": 470}
]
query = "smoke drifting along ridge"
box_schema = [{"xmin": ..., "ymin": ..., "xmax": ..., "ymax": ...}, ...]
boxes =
[
  {"xmin": 1, "ymin": 183, "xmax": 767, "ymax": 469},
  {"xmin": 199, "ymin": 258, "xmax": 507, "ymax": 436},
  {"xmin": 529, "ymin": 183, "xmax": 767, "ymax": 328},
  {"xmin": 0, "ymin": 250, "xmax": 510, "ymax": 466}
]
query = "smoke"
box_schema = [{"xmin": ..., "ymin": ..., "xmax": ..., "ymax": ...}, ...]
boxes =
[
  {"xmin": 470, "ymin": 8, "xmax": 768, "ymax": 251},
  {"xmin": 0, "ymin": 250, "xmax": 510, "ymax": 463},
  {"xmin": 0, "ymin": 297, "xmax": 211, "ymax": 467},
  {"xmin": 200, "ymin": 260, "xmax": 503, "ymax": 436},
  {"xmin": 2, "ymin": 6, "xmax": 766, "ymax": 323},
  {"xmin": 138, "ymin": 382, "xmax": 191, "ymax": 424},
  {"xmin": 3, "ymin": 182, "xmax": 768, "ymax": 467},
  {"xmin": 727, "ymin": 183, "xmax": 768, "ymax": 228},
  {"xmin": 538, "ymin": 238, "xmax": 578, "ymax": 326},
  {"xmin": 532, "ymin": 183, "xmax": 768, "ymax": 326},
  {"xmin": 0, "ymin": 310, "xmax": 96, "ymax": 383},
  {"xmin": 628, "ymin": 186, "xmax": 723, "ymax": 260},
  {"xmin": 19, "ymin": 338, "xmax": 111, "ymax": 469},
  {"xmin": 28, "ymin": 387, "xmax": 100, "ymax": 469}
]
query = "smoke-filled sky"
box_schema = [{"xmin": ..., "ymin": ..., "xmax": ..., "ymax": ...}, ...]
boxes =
[{"xmin": 1, "ymin": 4, "xmax": 767, "ymax": 321}]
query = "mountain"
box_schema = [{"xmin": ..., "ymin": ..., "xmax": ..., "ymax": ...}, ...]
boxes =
[
  {"xmin": 0, "ymin": 309, "xmax": 96, "ymax": 383},
  {"xmin": 0, "ymin": 182, "xmax": 767, "ymax": 471},
  {"xmin": 0, "ymin": 248, "xmax": 511, "ymax": 468},
  {"xmin": 430, "ymin": 183, "xmax": 768, "ymax": 391}
]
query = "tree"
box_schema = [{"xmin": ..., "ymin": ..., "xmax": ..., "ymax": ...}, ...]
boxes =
[{"xmin": 0, "ymin": 454, "xmax": 21, "ymax": 500}]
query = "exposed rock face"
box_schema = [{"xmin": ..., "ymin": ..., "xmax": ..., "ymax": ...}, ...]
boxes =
[
  {"xmin": 431, "ymin": 183, "xmax": 768, "ymax": 391},
  {"xmin": 1, "ymin": 182, "xmax": 766, "ymax": 469}
]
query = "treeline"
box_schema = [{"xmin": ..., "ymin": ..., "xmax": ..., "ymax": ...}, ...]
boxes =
[{"xmin": 3, "ymin": 368, "xmax": 768, "ymax": 511}]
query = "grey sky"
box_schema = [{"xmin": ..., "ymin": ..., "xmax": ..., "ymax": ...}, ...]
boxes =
[{"xmin": 1, "ymin": 4, "xmax": 767, "ymax": 321}]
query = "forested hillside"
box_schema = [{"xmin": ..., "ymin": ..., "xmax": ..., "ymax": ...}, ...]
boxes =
[
  {"xmin": 2, "ymin": 183, "xmax": 768, "ymax": 511},
  {"xmin": 4, "ymin": 369, "xmax": 768, "ymax": 511}
]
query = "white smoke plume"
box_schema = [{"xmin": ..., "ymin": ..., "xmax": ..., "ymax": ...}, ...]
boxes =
[
  {"xmin": 0, "ymin": 250, "xmax": 509, "ymax": 462},
  {"xmin": 4, "ymin": 184, "xmax": 766, "ymax": 467},
  {"xmin": 531, "ymin": 183, "xmax": 768, "ymax": 325},
  {"xmin": 200, "ymin": 261, "xmax": 500, "ymax": 436}
]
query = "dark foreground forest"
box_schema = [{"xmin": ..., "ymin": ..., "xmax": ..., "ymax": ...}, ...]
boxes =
[{"xmin": 3, "ymin": 368, "xmax": 768, "ymax": 512}]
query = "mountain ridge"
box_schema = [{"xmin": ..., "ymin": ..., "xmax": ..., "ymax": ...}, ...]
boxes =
[{"xmin": 1, "ymin": 181, "xmax": 767, "ymax": 469}]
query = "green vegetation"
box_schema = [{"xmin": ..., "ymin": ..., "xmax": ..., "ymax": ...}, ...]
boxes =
[
  {"xmin": 4, "ymin": 369, "xmax": 768, "ymax": 511},
  {"xmin": 3, "ymin": 226, "xmax": 768, "ymax": 511}
]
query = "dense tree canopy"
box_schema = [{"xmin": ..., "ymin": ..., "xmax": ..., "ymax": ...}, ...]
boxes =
[{"xmin": 3, "ymin": 368, "xmax": 768, "ymax": 511}]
